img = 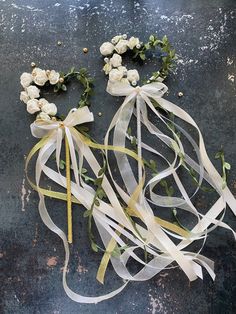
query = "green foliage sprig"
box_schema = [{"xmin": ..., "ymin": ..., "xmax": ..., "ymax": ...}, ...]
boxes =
[
  {"xmin": 215, "ymin": 149, "xmax": 231, "ymax": 189},
  {"xmin": 83, "ymin": 159, "xmax": 107, "ymax": 252},
  {"xmin": 133, "ymin": 35, "xmax": 177, "ymax": 82},
  {"xmin": 54, "ymin": 67, "xmax": 94, "ymax": 108}
]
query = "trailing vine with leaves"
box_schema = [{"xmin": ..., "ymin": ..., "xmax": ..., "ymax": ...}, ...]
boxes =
[
  {"xmin": 133, "ymin": 34, "xmax": 177, "ymax": 82},
  {"xmin": 54, "ymin": 67, "xmax": 94, "ymax": 108}
]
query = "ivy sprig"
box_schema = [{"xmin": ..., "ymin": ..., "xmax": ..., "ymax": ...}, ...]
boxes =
[
  {"xmin": 127, "ymin": 127, "xmax": 175, "ymax": 197},
  {"xmin": 53, "ymin": 67, "xmax": 94, "ymax": 108},
  {"xmin": 83, "ymin": 159, "xmax": 107, "ymax": 253},
  {"xmin": 215, "ymin": 149, "xmax": 231, "ymax": 189},
  {"xmin": 132, "ymin": 34, "xmax": 177, "ymax": 82}
]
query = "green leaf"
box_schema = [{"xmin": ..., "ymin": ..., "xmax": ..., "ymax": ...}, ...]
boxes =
[
  {"xmin": 189, "ymin": 168, "xmax": 196, "ymax": 177},
  {"xmin": 131, "ymin": 136, "xmax": 137, "ymax": 146},
  {"xmin": 81, "ymin": 168, "xmax": 88, "ymax": 174},
  {"xmin": 110, "ymin": 250, "xmax": 120, "ymax": 258},
  {"xmin": 91, "ymin": 241, "xmax": 99, "ymax": 252},
  {"xmin": 94, "ymin": 177, "xmax": 103, "ymax": 186},
  {"xmin": 170, "ymin": 49, "xmax": 176, "ymax": 58},
  {"xmin": 78, "ymin": 125, "xmax": 90, "ymax": 132},
  {"xmin": 162, "ymin": 35, "xmax": 168, "ymax": 44},
  {"xmin": 172, "ymin": 208, "xmax": 177, "ymax": 216},
  {"xmin": 224, "ymin": 162, "xmax": 231, "ymax": 170},
  {"xmin": 151, "ymin": 99, "xmax": 160, "ymax": 108},
  {"xmin": 98, "ymin": 166, "xmax": 106, "ymax": 176},
  {"xmin": 149, "ymin": 35, "xmax": 155, "ymax": 42},
  {"xmin": 168, "ymin": 186, "xmax": 174, "ymax": 196},
  {"xmin": 79, "ymin": 100, "xmax": 85, "ymax": 107},
  {"xmin": 97, "ymin": 188, "xmax": 106, "ymax": 200},
  {"xmin": 83, "ymin": 210, "xmax": 91, "ymax": 218},
  {"xmin": 149, "ymin": 159, "xmax": 157, "ymax": 171},
  {"xmin": 127, "ymin": 127, "xmax": 132, "ymax": 136},
  {"xmin": 94, "ymin": 199, "xmax": 100, "ymax": 206},
  {"xmin": 59, "ymin": 159, "xmax": 66, "ymax": 170},
  {"xmin": 160, "ymin": 180, "xmax": 167, "ymax": 188},
  {"xmin": 215, "ymin": 151, "xmax": 223, "ymax": 159},
  {"xmin": 61, "ymin": 84, "xmax": 67, "ymax": 91},
  {"xmin": 54, "ymin": 84, "xmax": 60, "ymax": 93},
  {"xmin": 80, "ymin": 68, "xmax": 87, "ymax": 75},
  {"xmin": 140, "ymin": 53, "xmax": 146, "ymax": 61}
]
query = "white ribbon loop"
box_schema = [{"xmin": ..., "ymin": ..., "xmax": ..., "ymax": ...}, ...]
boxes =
[{"xmin": 31, "ymin": 107, "xmax": 94, "ymax": 139}]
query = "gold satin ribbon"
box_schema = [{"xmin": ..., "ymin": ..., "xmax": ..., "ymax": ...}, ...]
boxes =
[{"xmin": 65, "ymin": 135, "xmax": 73, "ymax": 244}]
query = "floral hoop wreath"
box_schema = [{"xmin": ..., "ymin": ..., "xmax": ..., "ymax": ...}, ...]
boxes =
[
  {"xmin": 99, "ymin": 34, "xmax": 236, "ymax": 289},
  {"xmin": 100, "ymin": 34, "xmax": 176, "ymax": 85},
  {"xmin": 20, "ymin": 66, "xmax": 94, "ymax": 120}
]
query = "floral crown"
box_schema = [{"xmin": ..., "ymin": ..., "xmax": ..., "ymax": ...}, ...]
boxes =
[
  {"xmin": 20, "ymin": 66, "xmax": 93, "ymax": 120},
  {"xmin": 100, "ymin": 33, "xmax": 176, "ymax": 86}
]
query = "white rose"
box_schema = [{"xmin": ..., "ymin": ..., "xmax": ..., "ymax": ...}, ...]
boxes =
[
  {"xmin": 110, "ymin": 53, "xmax": 122, "ymax": 67},
  {"xmin": 127, "ymin": 69, "xmax": 140, "ymax": 82},
  {"xmin": 32, "ymin": 67, "xmax": 42, "ymax": 76},
  {"xmin": 20, "ymin": 72, "xmax": 33, "ymax": 88},
  {"xmin": 118, "ymin": 66, "xmax": 127, "ymax": 76},
  {"xmin": 128, "ymin": 36, "xmax": 140, "ymax": 49},
  {"xmin": 111, "ymin": 35, "xmax": 122, "ymax": 44},
  {"xmin": 108, "ymin": 69, "xmax": 123, "ymax": 82},
  {"xmin": 103, "ymin": 62, "xmax": 112, "ymax": 75},
  {"xmin": 27, "ymin": 99, "xmax": 40, "ymax": 114},
  {"xmin": 115, "ymin": 39, "xmax": 128, "ymax": 54},
  {"xmin": 20, "ymin": 91, "xmax": 30, "ymax": 104},
  {"xmin": 48, "ymin": 70, "xmax": 60, "ymax": 85},
  {"xmin": 41, "ymin": 102, "xmax": 57, "ymax": 116},
  {"xmin": 36, "ymin": 112, "xmax": 51, "ymax": 121},
  {"xmin": 26, "ymin": 85, "xmax": 40, "ymax": 99},
  {"xmin": 32, "ymin": 68, "xmax": 48, "ymax": 86},
  {"xmin": 120, "ymin": 78, "xmax": 130, "ymax": 85},
  {"xmin": 38, "ymin": 98, "xmax": 49, "ymax": 108},
  {"xmin": 100, "ymin": 42, "xmax": 115, "ymax": 56}
]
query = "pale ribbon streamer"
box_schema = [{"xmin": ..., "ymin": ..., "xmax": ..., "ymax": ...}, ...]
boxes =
[
  {"xmin": 29, "ymin": 90, "xmax": 236, "ymax": 303},
  {"xmin": 31, "ymin": 107, "xmax": 202, "ymax": 302},
  {"xmin": 104, "ymin": 81, "xmax": 236, "ymax": 278},
  {"xmin": 30, "ymin": 107, "xmax": 131, "ymax": 303}
]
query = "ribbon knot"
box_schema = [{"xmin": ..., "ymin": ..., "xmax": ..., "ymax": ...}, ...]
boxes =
[
  {"xmin": 107, "ymin": 80, "xmax": 168, "ymax": 98},
  {"xmin": 30, "ymin": 106, "xmax": 94, "ymax": 139},
  {"xmin": 135, "ymin": 86, "xmax": 141, "ymax": 94}
]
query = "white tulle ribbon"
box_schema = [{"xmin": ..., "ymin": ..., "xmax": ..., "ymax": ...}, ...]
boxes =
[
  {"xmin": 30, "ymin": 107, "xmax": 133, "ymax": 303},
  {"xmin": 28, "ymin": 86, "xmax": 236, "ymax": 303},
  {"xmin": 30, "ymin": 107, "xmax": 201, "ymax": 302},
  {"xmin": 105, "ymin": 81, "xmax": 236, "ymax": 278}
]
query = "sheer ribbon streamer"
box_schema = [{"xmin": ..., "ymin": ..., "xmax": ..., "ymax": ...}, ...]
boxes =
[
  {"xmin": 104, "ymin": 81, "xmax": 236, "ymax": 281},
  {"xmin": 26, "ymin": 82, "xmax": 236, "ymax": 303}
]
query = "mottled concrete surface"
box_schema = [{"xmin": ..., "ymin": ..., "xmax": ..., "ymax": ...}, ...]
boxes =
[{"xmin": 0, "ymin": 0, "xmax": 236, "ymax": 313}]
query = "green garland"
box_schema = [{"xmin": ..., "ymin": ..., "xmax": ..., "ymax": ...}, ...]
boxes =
[{"xmin": 133, "ymin": 34, "xmax": 177, "ymax": 82}]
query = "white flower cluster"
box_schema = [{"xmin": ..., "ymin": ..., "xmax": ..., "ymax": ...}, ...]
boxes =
[
  {"xmin": 20, "ymin": 68, "xmax": 60, "ymax": 120},
  {"xmin": 100, "ymin": 35, "xmax": 141, "ymax": 86}
]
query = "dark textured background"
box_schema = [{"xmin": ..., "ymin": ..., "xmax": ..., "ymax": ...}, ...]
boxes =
[{"xmin": 0, "ymin": 0, "xmax": 236, "ymax": 313}]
